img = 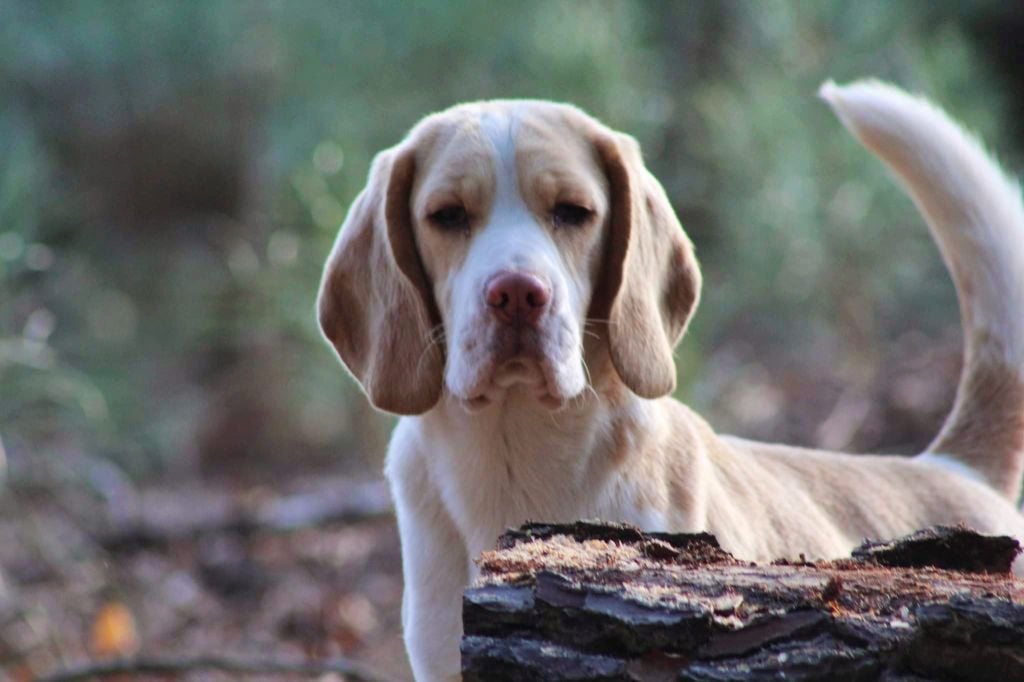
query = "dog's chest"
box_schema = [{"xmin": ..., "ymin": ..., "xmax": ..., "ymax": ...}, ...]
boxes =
[{"xmin": 421, "ymin": 405, "xmax": 664, "ymax": 559}]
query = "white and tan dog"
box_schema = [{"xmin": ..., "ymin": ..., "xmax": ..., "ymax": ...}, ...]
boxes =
[{"xmin": 318, "ymin": 80, "xmax": 1024, "ymax": 680}]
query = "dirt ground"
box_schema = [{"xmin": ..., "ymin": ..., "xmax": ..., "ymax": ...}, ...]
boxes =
[{"xmin": 0, "ymin": 468, "xmax": 412, "ymax": 681}]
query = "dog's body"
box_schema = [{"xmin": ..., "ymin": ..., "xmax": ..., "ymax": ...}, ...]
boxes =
[{"xmin": 318, "ymin": 81, "xmax": 1024, "ymax": 680}]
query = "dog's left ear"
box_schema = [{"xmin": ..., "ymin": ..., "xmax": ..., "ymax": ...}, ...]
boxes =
[{"xmin": 590, "ymin": 132, "xmax": 702, "ymax": 398}]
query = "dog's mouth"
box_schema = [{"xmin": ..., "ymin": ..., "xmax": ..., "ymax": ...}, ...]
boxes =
[
  {"xmin": 451, "ymin": 316, "xmax": 587, "ymax": 412},
  {"xmin": 462, "ymin": 356, "xmax": 568, "ymax": 412},
  {"xmin": 461, "ymin": 321, "xmax": 579, "ymax": 410}
]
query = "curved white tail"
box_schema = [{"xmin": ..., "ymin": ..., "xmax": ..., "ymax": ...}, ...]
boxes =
[{"xmin": 821, "ymin": 79, "xmax": 1024, "ymax": 501}]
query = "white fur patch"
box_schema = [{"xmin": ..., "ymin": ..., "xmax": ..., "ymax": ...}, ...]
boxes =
[{"xmin": 915, "ymin": 452, "xmax": 987, "ymax": 485}]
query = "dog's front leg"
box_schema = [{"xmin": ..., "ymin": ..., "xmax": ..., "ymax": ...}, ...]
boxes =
[{"xmin": 387, "ymin": 434, "xmax": 468, "ymax": 681}]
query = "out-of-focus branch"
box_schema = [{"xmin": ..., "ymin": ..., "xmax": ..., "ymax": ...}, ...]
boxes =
[
  {"xmin": 39, "ymin": 654, "xmax": 397, "ymax": 682},
  {"xmin": 98, "ymin": 478, "xmax": 392, "ymax": 552}
]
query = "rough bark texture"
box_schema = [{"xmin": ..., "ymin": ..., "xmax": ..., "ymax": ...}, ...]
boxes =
[{"xmin": 462, "ymin": 522, "xmax": 1024, "ymax": 681}]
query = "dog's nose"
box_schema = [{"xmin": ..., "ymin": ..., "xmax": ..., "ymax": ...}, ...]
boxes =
[{"xmin": 485, "ymin": 272, "xmax": 551, "ymax": 325}]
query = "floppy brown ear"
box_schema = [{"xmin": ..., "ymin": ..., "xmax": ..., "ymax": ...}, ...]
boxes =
[
  {"xmin": 589, "ymin": 133, "xmax": 701, "ymax": 398},
  {"xmin": 317, "ymin": 147, "xmax": 444, "ymax": 415}
]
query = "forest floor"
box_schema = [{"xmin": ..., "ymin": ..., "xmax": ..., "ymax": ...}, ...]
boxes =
[
  {"xmin": 0, "ymin": 465, "xmax": 412, "ymax": 681},
  {"xmin": 0, "ymin": 333, "xmax": 965, "ymax": 681}
]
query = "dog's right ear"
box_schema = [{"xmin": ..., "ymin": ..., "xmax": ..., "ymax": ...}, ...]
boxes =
[{"xmin": 317, "ymin": 146, "xmax": 445, "ymax": 415}]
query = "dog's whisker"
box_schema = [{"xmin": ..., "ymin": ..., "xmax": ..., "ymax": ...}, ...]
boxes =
[
  {"xmin": 580, "ymin": 354, "xmax": 595, "ymax": 390},
  {"xmin": 415, "ymin": 324, "xmax": 448, "ymax": 373},
  {"xmin": 426, "ymin": 323, "xmax": 447, "ymax": 344}
]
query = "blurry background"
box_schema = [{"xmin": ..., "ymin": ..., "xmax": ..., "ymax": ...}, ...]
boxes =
[{"xmin": 2, "ymin": 1, "xmax": 1022, "ymax": 679}]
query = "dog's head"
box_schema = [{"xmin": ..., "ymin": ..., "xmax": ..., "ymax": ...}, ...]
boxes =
[{"xmin": 318, "ymin": 101, "xmax": 700, "ymax": 415}]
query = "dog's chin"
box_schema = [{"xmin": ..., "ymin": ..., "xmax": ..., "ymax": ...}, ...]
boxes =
[{"xmin": 454, "ymin": 357, "xmax": 580, "ymax": 413}]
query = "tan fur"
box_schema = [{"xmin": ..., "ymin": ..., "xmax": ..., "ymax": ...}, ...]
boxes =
[
  {"xmin": 931, "ymin": 359, "xmax": 1024, "ymax": 497},
  {"xmin": 319, "ymin": 84, "xmax": 1024, "ymax": 681}
]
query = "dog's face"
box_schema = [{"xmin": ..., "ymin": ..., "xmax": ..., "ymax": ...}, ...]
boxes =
[
  {"xmin": 318, "ymin": 101, "xmax": 702, "ymax": 415},
  {"xmin": 412, "ymin": 103, "xmax": 609, "ymax": 410}
]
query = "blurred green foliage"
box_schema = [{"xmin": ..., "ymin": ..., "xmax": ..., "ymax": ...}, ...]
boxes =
[{"xmin": 0, "ymin": 0, "xmax": 1020, "ymax": 477}]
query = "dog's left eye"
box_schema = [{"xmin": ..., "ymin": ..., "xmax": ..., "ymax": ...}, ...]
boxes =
[{"xmin": 551, "ymin": 202, "xmax": 593, "ymax": 228}]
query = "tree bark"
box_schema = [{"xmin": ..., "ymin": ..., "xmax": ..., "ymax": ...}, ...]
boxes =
[{"xmin": 462, "ymin": 522, "xmax": 1023, "ymax": 681}]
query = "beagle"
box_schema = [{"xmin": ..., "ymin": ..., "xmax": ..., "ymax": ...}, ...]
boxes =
[{"xmin": 318, "ymin": 80, "xmax": 1024, "ymax": 680}]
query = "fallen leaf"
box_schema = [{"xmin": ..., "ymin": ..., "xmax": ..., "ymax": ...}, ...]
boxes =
[{"xmin": 90, "ymin": 602, "xmax": 139, "ymax": 658}]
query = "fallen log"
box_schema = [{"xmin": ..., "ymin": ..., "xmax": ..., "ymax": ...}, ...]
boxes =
[{"xmin": 462, "ymin": 522, "xmax": 1024, "ymax": 681}]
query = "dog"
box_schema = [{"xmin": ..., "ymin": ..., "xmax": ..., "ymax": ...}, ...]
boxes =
[{"xmin": 317, "ymin": 80, "xmax": 1024, "ymax": 680}]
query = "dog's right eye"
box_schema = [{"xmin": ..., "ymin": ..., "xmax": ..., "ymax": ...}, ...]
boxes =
[{"xmin": 428, "ymin": 206, "xmax": 469, "ymax": 232}]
